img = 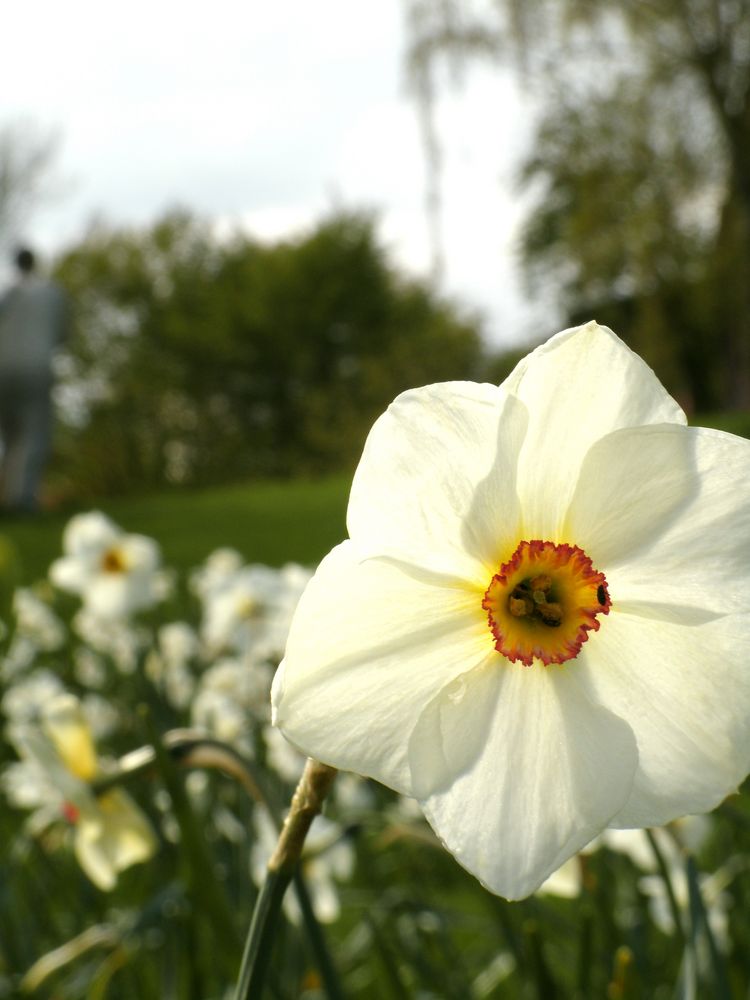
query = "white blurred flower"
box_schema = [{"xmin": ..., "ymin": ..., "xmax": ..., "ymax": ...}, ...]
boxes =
[
  {"xmin": 601, "ymin": 816, "xmax": 712, "ymax": 872},
  {"xmin": 0, "ymin": 587, "xmax": 66, "ymax": 681},
  {"xmin": 0, "ymin": 638, "xmax": 38, "ymax": 680},
  {"xmin": 2, "ymin": 669, "xmax": 65, "ymax": 723},
  {"xmin": 50, "ymin": 511, "xmax": 163, "ymax": 620},
  {"xmin": 189, "ymin": 547, "xmax": 244, "ymax": 602},
  {"xmin": 12, "ymin": 587, "xmax": 66, "ymax": 651},
  {"xmin": 158, "ymin": 621, "xmax": 200, "ymax": 665},
  {"xmin": 639, "ymin": 863, "xmax": 733, "ymax": 949},
  {"xmin": 255, "ymin": 563, "xmax": 314, "ymax": 662},
  {"xmin": 273, "ymin": 321, "xmax": 750, "ymax": 900},
  {"xmin": 251, "ymin": 810, "xmax": 354, "ymax": 924},
  {"xmin": 191, "ymin": 656, "xmax": 273, "ymax": 751},
  {"xmin": 72, "ymin": 609, "xmax": 145, "ymax": 674},
  {"xmin": 333, "ymin": 771, "xmax": 375, "ymax": 815},
  {"xmin": 81, "ymin": 694, "xmax": 121, "ymax": 742},
  {"xmin": 537, "ymin": 856, "xmax": 584, "ymax": 899},
  {"xmin": 200, "ymin": 564, "xmax": 284, "ymax": 656},
  {"xmin": 537, "ymin": 817, "xmax": 713, "ymax": 899},
  {"xmin": 145, "ymin": 622, "xmax": 200, "ymax": 709},
  {"xmin": 2, "ymin": 693, "xmax": 157, "ymax": 889},
  {"xmin": 263, "ymin": 725, "xmax": 306, "ymax": 783},
  {"xmin": 73, "ymin": 647, "xmax": 109, "ymax": 689}
]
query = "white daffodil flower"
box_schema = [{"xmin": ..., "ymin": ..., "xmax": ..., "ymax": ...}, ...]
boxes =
[
  {"xmin": 189, "ymin": 547, "xmax": 245, "ymax": 602},
  {"xmin": 191, "ymin": 656, "xmax": 274, "ymax": 752},
  {"xmin": 2, "ymin": 669, "xmax": 66, "ymax": 723},
  {"xmin": 145, "ymin": 622, "xmax": 200, "ymax": 709},
  {"xmin": 50, "ymin": 511, "xmax": 162, "ymax": 620},
  {"xmin": 200, "ymin": 564, "xmax": 288, "ymax": 656},
  {"xmin": 263, "ymin": 724, "xmax": 307, "ymax": 783},
  {"xmin": 272, "ymin": 321, "xmax": 750, "ymax": 900},
  {"xmin": 72, "ymin": 609, "xmax": 145, "ymax": 674},
  {"xmin": 12, "ymin": 587, "xmax": 66, "ymax": 650},
  {"xmin": 2, "ymin": 693, "xmax": 157, "ymax": 890}
]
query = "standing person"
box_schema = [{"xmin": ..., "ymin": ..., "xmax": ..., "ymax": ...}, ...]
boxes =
[{"xmin": 0, "ymin": 247, "xmax": 69, "ymax": 512}]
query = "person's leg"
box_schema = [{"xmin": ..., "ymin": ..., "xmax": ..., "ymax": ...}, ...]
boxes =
[
  {"xmin": 0, "ymin": 376, "xmax": 52, "ymax": 512},
  {"xmin": 14, "ymin": 378, "xmax": 52, "ymax": 511},
  {"xmin": 0, "ymin": 379, "xmax": 25, "ymax": 510}
]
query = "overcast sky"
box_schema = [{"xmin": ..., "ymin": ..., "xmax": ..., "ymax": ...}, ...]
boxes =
[{"xmin": 1, "ymin": 0, "xmax": 559, "ymax": 348}]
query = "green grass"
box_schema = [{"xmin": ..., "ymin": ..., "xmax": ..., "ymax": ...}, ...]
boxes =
[
  {"xmin": 0, "ymin": 474, "xmax": 351, "ymax": 584},
  {"xmin": 4, "ymin": 410, "xmax": 749, "ymax": 585}
]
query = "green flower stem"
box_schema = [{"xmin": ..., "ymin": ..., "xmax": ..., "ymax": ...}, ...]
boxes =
[
  {"xmin": 234, "ymin": 758, "xmax": 338, "ymax": 1000},
  {"xmin": 685, "ymin": 856, "xmax": 731, "ymax": 999},
  {"xmin": 139, "ymin": 709, "xmax": 241, "ymax": 962},
  {"xmin": 292, "ymin": 871, "xmax": 346, "ymax": 1000},
  {"xmin": 92, "ymin": 730, "xmax": 271, "ymax": 805},
  {"xmin": 644, "ymin": 829, "xmax": 686, "ymax": 946},
  {"xmin": 95, "ymin": 730, "xmax": 341, "ymax": 995}
]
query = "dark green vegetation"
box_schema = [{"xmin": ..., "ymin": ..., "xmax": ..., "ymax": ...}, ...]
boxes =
[
  {"xmin": 406, "ymin": 0, "xmax": 750, "ymax": 412},
  {"xmin": 2, "ymin": 469, "xmax": 750, "ymax": 998},
  {"xmin": 10, "ymin": 403, "xmax": 750, "ymax": 584},
  {"xmin": 52, "ymin": 210, "xmax": 485, "ymax": 497},
  {"xmin": 0, "ymin": 466, "xmax": 750, "ymax": 1000},
  {"xmin": 1, "ymin": 475, "xmax": 350, "ymax": 584}
]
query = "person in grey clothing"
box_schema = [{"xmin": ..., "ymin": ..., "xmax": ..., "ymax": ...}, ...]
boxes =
[{"xmin": 0, "ymin": 247, "xmax": 69, "ymax": 512}]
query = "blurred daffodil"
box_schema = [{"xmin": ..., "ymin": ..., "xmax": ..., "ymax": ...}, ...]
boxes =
[
  {"xmin": 273, "ymin": 321, "xmax": 750, "ymax": 899},
  {"xmin": 3, "ymin": 693, "xmax": 156, "ymax": 890},
  {"xmin": 49, "ymin": 511, "xmax": 163, "ymax": 620}
]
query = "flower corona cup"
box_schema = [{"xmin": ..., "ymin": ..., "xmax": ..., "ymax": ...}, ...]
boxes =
[
  {"xmin": 483, "ymin": 539, "xmax": 610, "ymax": 666},
  {"xmin": 271, "ymin": 321, "xmax": 750, "ymax": 900}
]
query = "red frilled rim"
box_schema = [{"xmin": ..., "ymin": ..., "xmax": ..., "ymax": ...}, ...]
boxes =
[{"xmin": 482, "ymin": 539, "xmax": 610, "ymax": 666}]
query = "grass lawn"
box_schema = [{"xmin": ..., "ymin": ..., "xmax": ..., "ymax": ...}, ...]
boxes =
[
  {"xmin": 0, "ymin": 474, "xmax": 351, "ymax": 584},
  {"xmin": 3, "ymin": 409, "xmax": 749, "ymax": 585}
]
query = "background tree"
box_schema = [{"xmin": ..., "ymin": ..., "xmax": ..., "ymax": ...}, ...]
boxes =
[
  {"xmin": 405, "ymin": 0, "xmax": 750, "ymax": 410},
  {"xmin": 0, "ymin": 121, "xmax": 59, "ymax": 261},
  {"xmin": 53, "ymin": 209, "xmax": 485, "ymax": 496}
]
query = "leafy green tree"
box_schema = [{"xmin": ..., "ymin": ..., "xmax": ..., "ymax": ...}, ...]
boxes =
[
  {"xmin": 404, "ymin": 0, "xmax": 750, "ymax": 410},
  {"xmin": 53, "ymin": 209, "xmax": 484, "ymax": 495}
]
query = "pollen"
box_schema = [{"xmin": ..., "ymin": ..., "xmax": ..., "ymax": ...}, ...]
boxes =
[
  {"xmin": 482, "ymin": 540, "xmax": 610, "ymax": 666},
  {"xmin": 101, "ymin": 547, "xmax": 127, "ymax": 573}
]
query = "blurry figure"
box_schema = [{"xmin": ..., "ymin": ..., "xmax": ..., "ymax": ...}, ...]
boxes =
[{"xmin": 0, "ymin": 247, "xmax": 68, "ymax": 512}]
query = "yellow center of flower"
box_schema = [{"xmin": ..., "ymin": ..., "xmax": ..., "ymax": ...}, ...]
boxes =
[
  {"xmin": 482, "ymin": 540, "xmax": 610, "ymax": 666},
  {"xmin": 101, "ymin": 547, "xmax": 127, "ymax": 573}
]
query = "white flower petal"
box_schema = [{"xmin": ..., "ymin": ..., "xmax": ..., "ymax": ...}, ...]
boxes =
[
  {"xmin": 503, "ymin": 321, "xmax": 686, "ymax": 539},
  {"xmin": 407, "ymin": 658, "xmax": 497, "ymax": 799},
  {"xmin": 118, "ymin": 534, "xmax": 160, "ymax": 573},
  {"xmin": 42, "ymin": 694, "xmax": 99, "ymax": 783},
  {"xmin": 62, "ymin": 511, "xmax": 121, "ymax": 558},
  {"xmin": 74, "ymin": 788, "xmax": 157, "ymax": 890},
  {"xmin": 579, "ymin": 611, "xmax": 750, "ymax": 827},
  {"xmin": 84, "ymin": 575, "xmax": 131, "ymax": 620},
  {"xmin": 417, "ymin": 660, "xmax": 638, "ymax": 899},
  {"xmin": 347, "ymin": 382, "xmax": 527, "ymax": 582},
  {"xmin": 49, "ymin": 556, "xmax": 92, "ymax": 595},
  {"xmin": 8, "ymin": 725, "xmax": 92, "ymax": 811},
  {"xmin": 565, "ymin": 424, "xmax": 698, "ymax": 565},
  {"xmin": 593, "ymin": 427, "xmax": 750, "ymax": 614},
  {"xmin": 272, "ymin": 541, "xmax": 489, "ymax": 794},
  {"xmin": 537, "ymin": 856, "xmax": 583, "ymax": 898}
]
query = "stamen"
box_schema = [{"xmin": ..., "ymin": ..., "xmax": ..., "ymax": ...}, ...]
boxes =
[
  {"xmin": 483, "ymin": 540, "xmax": 610, "ymax": 666},
  {"xmin": 101, "ymin": 548, "xmax": 127, "ymax": 573}
]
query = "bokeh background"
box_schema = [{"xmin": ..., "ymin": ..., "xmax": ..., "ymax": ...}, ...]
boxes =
[{"xmin": 2, "ymin": 2, "xmax": 750, "ymax": 998}]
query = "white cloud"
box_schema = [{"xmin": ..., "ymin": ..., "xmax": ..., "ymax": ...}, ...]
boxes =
[{"xmin": 1, "ymin": 0, "xmax": 544, "ymax": 346}]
